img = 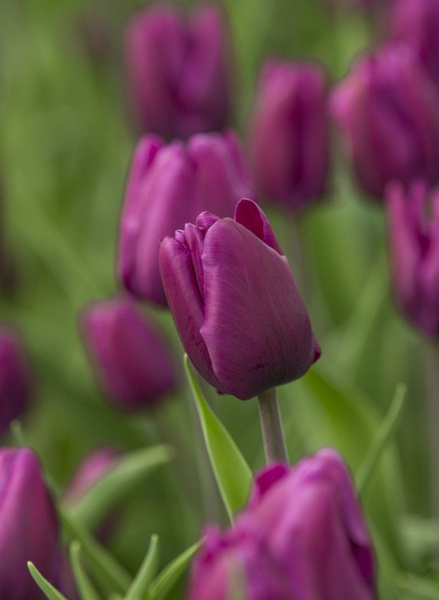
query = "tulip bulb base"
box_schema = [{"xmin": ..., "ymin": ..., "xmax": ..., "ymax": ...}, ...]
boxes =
[{"xmin": 258, "ymin": 389, "xmax": 289, "ymax": 464}]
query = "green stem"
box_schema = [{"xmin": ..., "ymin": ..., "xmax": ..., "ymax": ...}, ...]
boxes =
[
  {"xmin": 428, "ymin": 342, "xmax": 439, "ymax": 519},
  {"xmin": 257, "ymin": 388, "xmax": 289, "ymax": 464}
]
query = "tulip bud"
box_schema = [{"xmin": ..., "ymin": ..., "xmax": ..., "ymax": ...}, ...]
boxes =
[
  {"xmin": 64, "ymin": 447, "xmax": 119, "ymax": 506},
  {"xmin": 331, "ymin": 44, "xmax": 439, "ymax": 199},
  {"xmin": 386, "ymin": 181, "xmax": 439, "ymax": 336},
  {"xmin": 125, "ymin": 4, "xmax": 231, "ymax": 139},
  {"xmin": 248, "ymin": 59, "xmax": 329, "ymax": 211},
  {"xmin": 118, "ymin": 131, "xmax": 254, "ymax": 306},
  {"xmin": 0, "ymin": 328, "xmax": 31, "ymax": 435},
  {"xmin": 188, "ymin": 448, "xmax": 376, "ymax": 600},
  {"xmin": 159, "ymin": 199, "xmax": 320, "ymax": 400},
  {"xmin": 0, "ymin": 447, "xmax": 62, "ymax": 599},
  {"xmin": 81, "ymin": 298, "xmax": 176, "ymax": 409}
]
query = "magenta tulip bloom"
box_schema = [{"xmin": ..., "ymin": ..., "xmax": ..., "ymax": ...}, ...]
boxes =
[
  {"xmin": 64, "ymin": 447, "xmax": 119, "ymax": 506},
  {"xmin": 0, "ymin": 448, "xmax": 62, "ymax": 599},
  {"xmin": 386, "ymin": 181, "xmax": 439, "ymax": 336},
  {"xmin": 331, "ymin": 44, "xmax": 439, "ymax": 199},
  {"xmin": 118, "ymin": 131, "xmax": 253, "ymax": 306},
  {"xmin": 159, "ymin": 199, "xmax": 320, "ymax": 400},
  {"xmin": 188, "ymin": 448, "xmax": 376, "ymax": 600},
  {"xmin": 81, "ymin": 298, "xmax": 176, "ymax": 409},
  {"xmin": 249, "ymin": 59, "xmax": 329, "ymax": 210},
  {"xmin": 0, "ymin": 328, "xmax": 31, "ymax": 435},
  {"xmin": 125, "ymin": 4, "xmax": 231, "ymax": 139}
]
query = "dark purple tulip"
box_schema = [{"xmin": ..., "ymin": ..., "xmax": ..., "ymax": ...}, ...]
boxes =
[
  {"xmin": 81, "ymin": 297, "xmax": 176, "ymax": 410},
  {"xmin": 0, "ymin": 448, "xmax": 62, "ymax": 599},
  {"xmin": 0, "ymin": 328, "xmax": 31, "ymax": 435},
  {"xmin": 159, "ymin": 198, "xmax": 320, "ymax": 400},
  {"xmin": 118, "ymin": 131, "xmax": 254, "ymax": 306},
  {"xmin": 331, "ymin": 44, "xmax": 439, "ymax": 199},
  {"xmin": 188, "ymin": 448, "xmax": 376, "ymax": 600},
  {"xmin": 386, "ymin": 181, "xmax": 439, "ymax": 336},
  {"xmin": 125, "ymin": 4, "xmax": 231, "ymax": 139},
  {"xmin": 248, "ymin": 59, "xmax": 329, "ymax": 211}
]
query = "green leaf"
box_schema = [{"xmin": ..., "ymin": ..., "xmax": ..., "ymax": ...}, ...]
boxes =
[
  {"xmin": 69, "ymin": 541, "xmax": 102, "ymax": 600},
  {"xmin": 69, "ymin": 445, "xmax": 174, "ymax": 529},
  {"xmin": 398, "ymin": 574, "xmax": 439, "ymax": 599},
  {"xmin": 356, "ymin": 383, "xmax": 407, "ymax": 495},
  {"xmin": 27, "ymin": 562, "xmax": 69, "ymax": 600},
  {"xmin": 124, "ymin": 535, "xmax": 160, "ymax": 600},
  {"xmin": 184, "ymin": 355, "xmax": 252, "ymax": 521},
  {"xmin": 148, "ymin": 540, "xmax": 202, "ymax": 600}
]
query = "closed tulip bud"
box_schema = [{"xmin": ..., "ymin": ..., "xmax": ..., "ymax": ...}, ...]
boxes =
[
  {"xmin": 125, "ymin": 4, "xmax": 231, "ymax": 139},
  {"xmin": 159, "ymin": 198, "xmax": 320, "ymax": 400},
  {"xmin": 81, "ymin": 298, "xmax": 176, "ymax": 409},
  {"xmin": 331, "ymin": 44, "xmax": 439, "ymax": 199},
  {"xmin": 189, "ymin": 448, "xmax": 376, "ymax": 600},
  {"xmin": 249, "ymin": 59, "xmax": 329, "ymax": 211},
  {"xmin": 118, "ymin": 131, "xmax": 254, "ymax": 306},
  {"xmin": 0, "ymin": 328, "xmax": 32, "ymax": 435},
  {"xmin": 0, "ymin": 448, "xmax": 63, "ymax": 599},
  {"xmin": 386, "ymin": 181, "xmax": 439, "ymax": 336},
  {"xmin": 64, "ymin": 447, "xmax": 119, "ymax": 506}
]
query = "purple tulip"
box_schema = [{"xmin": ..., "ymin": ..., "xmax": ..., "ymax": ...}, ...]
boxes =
[
  {"xmin": 125, "ymin": 4, "xmax": 231, "ymax": 139},
  {"xmin": 386, "ymin": 181, "xmax": 439, "ymax": 336},
  {"xmin": 0, "ymin": 447, "xmax": 62, "ymax": 599},
  {"xmin": 0, "ymin": 328, "xmax": 31, "ymax": 435},
  {"xmin": 81, "ymin": 297, "xmax": 176, "ymax": 409},
  {"xmin": 331, "ymin": 44, "xmax": 439, "ymax": 199},
  {"xmin": 64, "ymin": 447, "xmax": 119, "ymax": 506},
  {"xmin": 248, "ymin": 59, "xmax": 329, "ymax": 211},
  {"xmin": 118, "ymin": 131, "xmax": 254, "ymax": 306},
  {"xmin": 188, "ymin": 448, "xmax": 376, "ymax": 600},
  {"xmin": 159, "ymin": 198, "xmax": 320, "ymax": 400}
]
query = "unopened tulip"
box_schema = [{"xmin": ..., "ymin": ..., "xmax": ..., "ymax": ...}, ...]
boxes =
[
  {"xmin": 118, "ymin": 131, "xmax": 253, "ymax": 306},
  {"xmin": 249, "ymin": 59, "xmax": 329, "ymax": 210},
  {"xmin": 188, "ymin": 448, "xmax": 376, "ymax": 600},
  {"xmin": 159, "ymin": 199, "xmax": 320, "ymax": 400},
  {"xmin": 64, "ymin": 447, "xmax": 119, "ymax": 505},
  {"xmin": 125, "ymin": 4, "xmax": 231, "ymax": 139},
  {"xmin": 386, "ymin": 181, "xmax": 439, "ymax": 336},
  {"xmin": 0, "ymin": 328, "xmax": 31, "ymax": 435},
  {"xmin": 0, "ymin": 447, "xmax": 62, "ymax": 599},
  {"xmin": 81, "ymin": 298, "xmax": 176, "ymax": 409},
  {"xmin": 331, "ymin": 44, "xmax": 439, "ymax": 199}
]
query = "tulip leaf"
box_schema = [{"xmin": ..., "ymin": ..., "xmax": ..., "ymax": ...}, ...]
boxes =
[
  {"xmin": 27, "ymin": 562, "xmax": 69, "ymax": 600},
  {"xmin": 398, "ymin": 574, "xmax": 439, "ymax": 599},
  {"xmin": 147, "ymin": 539, "xmax": 202, "ymax": 600},
  {"xmin": 184, "ymin": 355, "xmax": 253, "ymax": 521},
  {"xmin": 70, "ymin": 541, "xmax": 102, "ymax": 600},
  {"xmin": 69, "ymin": 445, "xmax": 174, "ymax": 529},
  {"xmin": 124, "ymin": 535, "xmax": 160, "ymax": 600}
]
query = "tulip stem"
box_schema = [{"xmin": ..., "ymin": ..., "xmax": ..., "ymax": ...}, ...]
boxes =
[
  {"xmin": 258, "ymin": 389, "xmax": 289, "ymax": 464},
  {"xmin": 428, "ymin": 342, "xmax": 439, "ymax": 519}
]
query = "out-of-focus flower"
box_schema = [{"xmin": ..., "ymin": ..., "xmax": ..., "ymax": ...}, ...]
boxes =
[
  {"xmin": 386, "ymin": 181, "xmax": 439, "ymax": 336},
  {"xmin": 188, "ymin": 448, "xmax": 376, "ymax": 600},
  {"xmin": 249, "ymin": 59, "xmax": 329, "ymax": 211},
  {"xmin": 0, "ymin": 447, "xmax": 63, "ymax": 599},
  {"xmin": 331, "ymin": 44, "xmax": 439, "ymax": 199},
  {"xmin": 81, "ymin": 297, "xmax": 176, "ymax": 410},
  {"xmin": 118, "ymin": 131, "xmax": 253, "ymax": 306},
  {"xmin": 159, "ymin": 198, "xmax": 320, "ymax": 400},
  {"xmin": 0, "ymin": 327, "xmax": 32, "ymax": 435},
  {"xmin": 125, "ymin": 3, "xmax": 231, "ymax": 139}
]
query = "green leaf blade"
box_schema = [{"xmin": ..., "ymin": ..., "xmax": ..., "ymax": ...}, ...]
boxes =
[
  {"xmin": 124, "ymin": 535, "xmax": 160, "ymax": 600},
  {"xmin": 69, "ymin": 541, "xmax": 102, "ymax": 600},
  {"xmin": 27, "ymin": 563, "xmax": 69, "ymax": 600},
  {"xmin": 148, "ymin": 540, "xmax": 202, "ymax": 600}
]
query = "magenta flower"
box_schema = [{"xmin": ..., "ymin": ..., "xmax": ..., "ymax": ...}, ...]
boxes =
[
  {"xmin": 249, "ymin": 59, "xmax": 329, "ymax": 210},
  {"xmin": 118, "ymin": 131, "xmax": 253, "ymax": 306},
  {"xmin": 125, "ymin": 4, "xmax": 231, "ymax": 139},
  {"xmin": 64, "ymin": 447, "xmax": 119, "ymax": 506},
  {"xmin": 188, "ymin": 448, "xmax": 376, "ymax": 600},
  {"xmin": 159, "ymin": 199, "xmax": 320, "ymax": 400}
]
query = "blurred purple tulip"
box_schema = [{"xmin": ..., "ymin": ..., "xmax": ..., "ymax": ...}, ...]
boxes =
[
  {"xmin": 81, "ymin": 297, "xmax": 176, "ymax": 410},
  {"xmin": 0, "ymin": 328, "xmax": 32, "ymax": 435},
  {"xmin": 249, "ymin": 59, "xmax": 329, "ymax": 211},
  {"xmin": 188, "ymin": 448, "xmax": 376, "ymax": 600},
  {"xmin": 386, "ymin": 181, "xmax": 439, "ymax": 336},
  {"xmin": 331, "ymin": 44, "xmax": 439, "ymax": 199},
  {"xmin": 159, "ymin": 198, "xmax": 320, "ymax": 400},
  {"xmin": 64, "ymin": 447, "xmax": 119, "ymax": 506},
  {"xmin": 125, "ymin": 3, "xmax": 231, "ymax": 139},
  {"xmin": 118, "ymin": 131, "xmax": 254, "ymax": 306},
  {"xmin": 0, "ymin": 447, "xmax": 63, "ymax": 599}
]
